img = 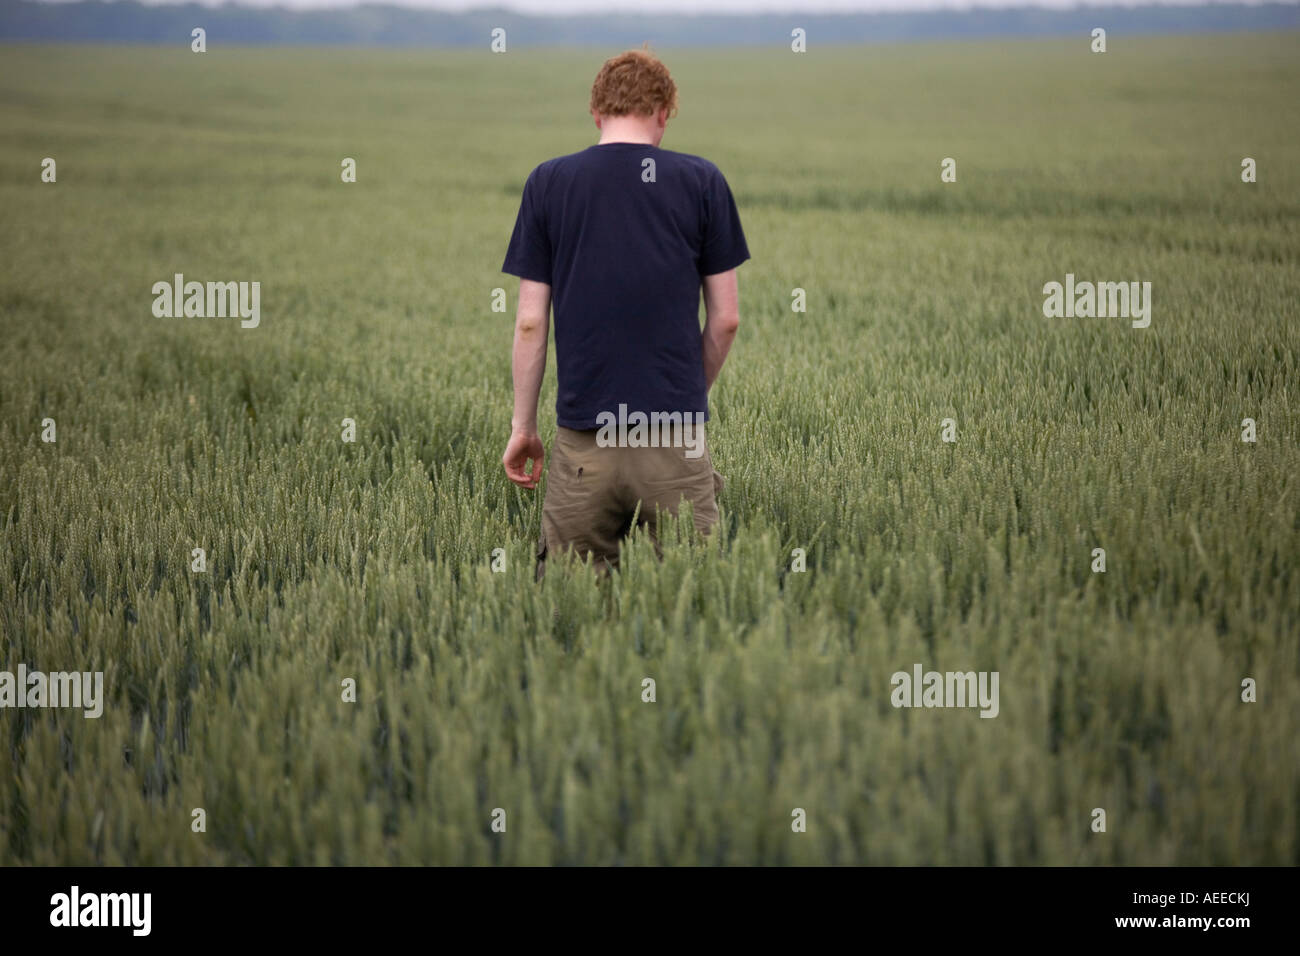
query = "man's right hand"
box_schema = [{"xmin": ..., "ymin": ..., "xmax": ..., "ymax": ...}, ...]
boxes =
[
  {"xmin": 503, "ymin": 430, "xmax": 546, "ymax": 489},
  {"xmin": 701, "ymin": 268, "xmax": 740, "ymax": 390}
]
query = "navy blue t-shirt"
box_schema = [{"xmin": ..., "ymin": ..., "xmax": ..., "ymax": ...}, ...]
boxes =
[{"xmin": 502, "ymin": 143, "xmax": 750, "ymax": 430}]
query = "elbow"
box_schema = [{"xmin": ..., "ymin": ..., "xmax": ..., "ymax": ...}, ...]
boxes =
[
  {"xmin": 516, "ymin": 313, "xmax": 546, "ymax": 339},
  {"xmin": 715, "ymin": 313, "xmax": 740, "ymax": 338}
]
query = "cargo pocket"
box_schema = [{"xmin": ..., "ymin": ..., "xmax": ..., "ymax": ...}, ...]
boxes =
[
  {"xmin": 534, "ymin": 529, "xmax": 548, "ymax": 583},
  {"xmin": 712, "ymin": 468, "xmax": 725, "ymax": 497}
]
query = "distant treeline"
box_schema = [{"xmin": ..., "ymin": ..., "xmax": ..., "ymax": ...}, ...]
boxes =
[{"xmin": 1, "ymin": 0, "xmax": 1299, "ymax": 46}]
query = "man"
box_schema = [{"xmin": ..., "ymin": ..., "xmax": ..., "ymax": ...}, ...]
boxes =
[{"xmin": 501, "ymin": 49, "xmax": 749, "ymax": 577}]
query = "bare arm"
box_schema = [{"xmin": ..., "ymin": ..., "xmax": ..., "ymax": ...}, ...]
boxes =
[
  {"xmin": 701, "ymin": 268, "xmax": 740, "ymax": 390},
  {"xmin": 502, "ymin": 278, "xmax": 551, "ymax": 489}
]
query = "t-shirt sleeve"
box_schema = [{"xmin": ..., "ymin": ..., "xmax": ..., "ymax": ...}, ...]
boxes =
[
  {"xmin": 502, "ymin": 167, "xmax": 552, "ymax": 283},
  {"xmin": 698, "ymin": 166, "xmax": 750, "ymax": 276}
]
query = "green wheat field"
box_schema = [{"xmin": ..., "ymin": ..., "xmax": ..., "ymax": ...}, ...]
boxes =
[{"xmin": 1, "ymin": 34, "xmax": 1297, "ymax": 865}]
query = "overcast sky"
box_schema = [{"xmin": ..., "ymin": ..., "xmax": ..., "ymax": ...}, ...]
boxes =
[{"xmin": 90, "ymin": 0, "xmax": 1289, "ymax": 13}]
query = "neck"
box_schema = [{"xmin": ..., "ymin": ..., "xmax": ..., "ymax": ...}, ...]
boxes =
[{"xmin": 597, "ymin": 115, "xmax": 659, "ymax": 145}]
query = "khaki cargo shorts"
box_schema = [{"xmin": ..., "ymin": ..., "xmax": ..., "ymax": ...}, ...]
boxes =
[{"xmin": 536, "ymin": 424, "xmax": 724, "ymax": 578}]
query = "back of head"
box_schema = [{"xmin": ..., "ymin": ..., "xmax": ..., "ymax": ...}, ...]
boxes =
[{"xmin": 590, "ymin": 49, "xmax": 679, "ymax": 119}]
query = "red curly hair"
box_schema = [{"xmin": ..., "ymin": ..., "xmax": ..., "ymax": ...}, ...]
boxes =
[{"xmin": 589, "ymin": 49, "xmax": 679, "ymax": 119}]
